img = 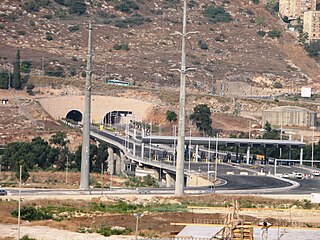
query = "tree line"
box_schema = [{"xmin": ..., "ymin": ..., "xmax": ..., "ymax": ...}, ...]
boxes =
[{"xmin": 0, "ymin": 132, "xmax": 108, "ymax": 182}]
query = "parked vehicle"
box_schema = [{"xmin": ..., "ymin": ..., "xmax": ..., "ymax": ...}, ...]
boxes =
[
  {"xmin": 0, "ymin": 189, "xmax": 7, "ymax": 195},
  {"xmin": 313, "ymin": 171, "xmax": 320, "ymax": 176}
]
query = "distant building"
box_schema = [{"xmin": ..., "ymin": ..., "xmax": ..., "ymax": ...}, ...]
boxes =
[
  {"xmin": 279, "ymin": 0, "xmax": 316, "ymax": 19},
  {"xmin": 262, "ymin": 106, "xmax": 317, "ymax": 127},
  {"xmin": 1, "ymin": 98, "xmax": 8, "ymax": 105},
  {"xmin": 303, "ymin": 11, "xmax": 320, "ymax": 40}
]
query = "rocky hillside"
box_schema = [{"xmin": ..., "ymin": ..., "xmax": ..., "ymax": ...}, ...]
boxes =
[{"xmin": 0, "ymin": 0, "xmax": 319, "ymax": 96}]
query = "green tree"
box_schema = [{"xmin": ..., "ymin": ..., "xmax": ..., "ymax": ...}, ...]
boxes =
[
  {"xmin": 166, "ymin": 110, "xmax": 177, "ymax": 122},
  {"xmin": 0, "ymin": 70, "xmax": 9, "ymax": 89},
  {"xmin": 73, "ymin": 143, "xmax": 109, "ymax": 173},
  {"xmin": 203, "ymin": 4, "xmax": 232, "ymax": 23},
  {"xmin": 262, "ymin": 121, "xmax": 280, "ymax": 139},
  {"xmin": 12, "ymin": 50, "xmax": 22, "ymax": 89},
  {"xmin": 264, "ymin": 121, "xmax": 272, "ymax": 132},
  {"xmin": 190, "ymin": 104, "xmax": 213, "ymax": 135},
  {"xmin": 68, "ymin": 1, "xmax": 86, "ymax": 15},
  {"xmin": 21, "ymin": 61, "xmax": 32, "ymax": 73},
  {"xmin": 304, "ymin": 40, "xmax": 320, "ymax": 58}
]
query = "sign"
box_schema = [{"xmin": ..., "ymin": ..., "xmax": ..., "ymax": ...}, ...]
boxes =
[{"xmin": 301, "ymin": 87, "xmax": 311, "ymax": 98}]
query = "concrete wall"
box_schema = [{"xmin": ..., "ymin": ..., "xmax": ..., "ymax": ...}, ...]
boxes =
[{"xmin": 38, "ymin": 95, "xmax": 153, "ymax": 123}]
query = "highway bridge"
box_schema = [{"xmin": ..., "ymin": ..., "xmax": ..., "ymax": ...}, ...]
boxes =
[{"xmin": 89, "ymin": 127, "xmax": 320, "ymax": 194}]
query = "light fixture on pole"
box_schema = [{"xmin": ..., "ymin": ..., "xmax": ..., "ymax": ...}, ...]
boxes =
[
  {"xmin": 171, "ymin": 0, "xmax": 198, "ymax": 196},
  {"xmin": 133, "ymin": 213, "xmax": 144, "ymax": 240},
  {"xmin": 17, "ymin": 165, "xmax": 22, "ymax": 240},
  {"xmin": 311, "ymin": 126, "xmax": 315, "ymax": 168}
]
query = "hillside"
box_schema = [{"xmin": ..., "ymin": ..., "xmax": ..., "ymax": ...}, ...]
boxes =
[{"xmin": 1, "ymin": 0, "xmax": 320, "ymax": 96}]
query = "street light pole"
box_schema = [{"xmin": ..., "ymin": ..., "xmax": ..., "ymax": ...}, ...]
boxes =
[
  {"xmin": 311, "ymin": 127, "xmax": 315, "ymax": 168},
  {"xmin": 17, "ymin": 165, "xmax": 22, "ymax": 240},
  {"xmin": 215, "ymin": 133, "xmax": 219, "ymax": 183},
  {"xmin": 133, "ymin": 213, "xmax": 144, "ymax": 240},
  {"xmin": 207, "ymin": 137, "xmax": 211, "ymax": 182}
]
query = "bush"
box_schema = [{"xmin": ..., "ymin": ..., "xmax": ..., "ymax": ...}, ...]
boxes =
[
  {"xmin": 268, "ymin": 29, "xmax": 281, "ymax": 39},
  {"xmin": 0, "ymin": 24, "xmax": 4, "ymax": 29},
  {"xmin": 21, "ymin": 61, "xmax": 32, "ymax": 73},
  {"xmin": 97, "ymin": 226, "xmax": 132, "ymax": 237},
  {"xmin": 203, "ymin": 4, "xmax": 232, "ymax": 23},
  {"xmin": 68, "ymin": 1, "xmax": 86, "ymax": 15},
  {"xmin": 113, "ymin": 43, "xmax": 130, "ymax": 51},
  {"xmin": 114, "ymin": 0, "xmax": 139, "ymax": 13},
  {"xmin": 257, "ymin": 30, "xmax": 266, "ymax": 37},
  {"xmin": 17, "ymin": 30, "xmax": 26, "ymax": 36},
  {"xmin": 22, "ymin": 1, "xmax": 40, "ymax": 12},
  {"xmin": 68, "ymin": 25, "xmax": 80, "ymax": 32},
  {"xmin": 20, "ymin": 235, "xmax": 36, "ymax": 240},
  {"xmin": 0, "ymin": 71, "xmax": 10, "ymax": 89},
  {"xmin": 199, "ymin": 40, "xmax": 208, "ymax": 50},
  {"xmin": 11, "ymin": 206, "xmax": 52, "ymax": 221},
  {"xmin": 304, "ymin": 40, "xmax": 320, "ymax": 58},
  {"xmin": 264, "ymin": 0, "xmax": 279, "ymax": 16},
  {"xmin": 43, "ymin": 14, "xmax": 53, "ymax": 19},
  {"xmin": 273, "ymin": 82, "xmax": 283, "ymax": 88},
  {"xmin": 45, "ymin": 65, "xmax": 64, "ymax": 77},
  {"xmin": 252, "ymin": 0, "xmax": 259, "ymax": 4},
  {"xmin": 29, "ymin": 20, "xmax": 35, "ymax": 26}
]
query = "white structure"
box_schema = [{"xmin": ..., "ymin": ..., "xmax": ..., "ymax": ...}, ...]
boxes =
[{"xmin": 301, "ymin": 87, "xmax": 312, "ymax": 98}]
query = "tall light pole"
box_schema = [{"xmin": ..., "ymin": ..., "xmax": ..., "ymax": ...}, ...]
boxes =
[
  {"xmin": 311, "ymin": 126, "xmax": 315, "ymax": 168},
  {"xmin": 80, "ymin": 23, "xmax": 93, "ymax": 190},
  {"xmin": 133, "ymin": 213, "xmax": 144, "ymax": 240},
  {"xmin": 17, "ymin": 165, "xmax": 22, "ymax": 240},
  {"xmin": 172, "ymin": 0, "xmax": 198, "ymax": 196}
]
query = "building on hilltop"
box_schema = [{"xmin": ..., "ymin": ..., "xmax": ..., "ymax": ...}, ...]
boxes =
[
  {"xmin": 303, "ymin": 11, "xmax": 320, "ymax": 40},
  {"xmin": 279, "ymin": 0, "xmax": 316, "ymax": 19},
  {"xmin": 262, "ymin": 106, "xmax": 317, "ymax": 128}
]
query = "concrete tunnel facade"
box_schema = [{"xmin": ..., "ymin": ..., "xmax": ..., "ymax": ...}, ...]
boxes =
[{"xmin": 38, "ymin": 95, "xmax": 154, "ymax": 124}]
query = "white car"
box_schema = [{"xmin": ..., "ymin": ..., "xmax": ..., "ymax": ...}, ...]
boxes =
[
  {"xmin": 294, "ymin": 173, "xmax": 304, "ymax": 179},
  {"xmin": 313, "ymin": 171, "xmax": 320, "ymax": 176}
]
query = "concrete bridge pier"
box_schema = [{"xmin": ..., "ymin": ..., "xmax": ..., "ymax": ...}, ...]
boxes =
[
  {"xmin": 195, "ymin": 145, "xmax": 199, "ymax": 162},
  {"xmin": 141, "ymin": 143, "xmax": 145, "ymax": 159},
  {"xmin": 246, "ymin": 146, "xmax": 250, "ymax": 164},
  {"xmin": 107, "ymin": 147, "xmax": 115, "ymax": 175},
  {"xmin": 120, "ymin": 151, "xmax": 126, "ymax": 173},
  {"xmin": 300, "ymin": 135, "xmax": 304, "ymax": 165},
  {"xmin": 114, "ymin": 150, "xmax": 121, "ymax": 175},
  {"xmin": 165, "ymin": 172, "xmax": 175, "ymax": 187}
]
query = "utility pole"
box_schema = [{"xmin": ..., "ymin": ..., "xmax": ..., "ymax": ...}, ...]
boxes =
[
  {"xmin": 17, "ymin": 165, "xmax": 22, "ymax": 240},
  {"xmin": 80, "ymin": 23, "xmax": 93, "ymax": 190},
  {"xmin": 41, "ymin": 57, "xmax": 45, "ymax": 76},
  {"xmin": 171, "ymin": 0, "xmax": 197, "ymax": 196}
]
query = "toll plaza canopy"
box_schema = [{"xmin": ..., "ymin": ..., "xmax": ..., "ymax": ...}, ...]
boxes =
[{"xmin": 142, "ymin": 136, "xmax": 305, "ymax": 148}]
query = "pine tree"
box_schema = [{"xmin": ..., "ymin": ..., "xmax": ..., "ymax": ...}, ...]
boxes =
[{"xmin": 12, "ymin": 50, "xmax": 22, "ymax": 89}]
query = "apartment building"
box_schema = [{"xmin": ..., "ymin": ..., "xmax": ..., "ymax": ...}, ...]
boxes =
[
  {"xmin": 303, "ymin": 11, "xmax": 320, "ymax": 40},
  {"xmin": 279, "ymin": 0, "xmax": 317, "ymax": 19}
]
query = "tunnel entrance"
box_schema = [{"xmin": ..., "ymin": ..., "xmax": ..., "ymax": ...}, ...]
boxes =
[
  {"xmin": 66, "ymin": 110, "xmax": 83, "ymax": 122},
  {"xmin": 103, "ymin": 111, "xmax": 133, "ymax": 125}
]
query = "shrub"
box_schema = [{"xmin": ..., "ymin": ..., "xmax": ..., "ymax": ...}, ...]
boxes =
[
  {"xmin": 252, "ymin": 0, "xmax": 259, "ymax": 4},
  {"xmin": 268, "ymin": 29, "xmax": 281, "ymax": 39},
  {"xmin": 54, "ymin": 0, "xmax": 66, "ymax": 5},
  {"xmin": 20, "ymin": 235, "xmax": 36, "ymax": 240},
  {"xmin": 11, "ymin": 206, "xmax": 52, "ymax": 221},
  {"xmin": 43, "ymin": 14, "xmax": 53, "ymax": 19},
  {"xmin": 203, "ymin": 4, "xmax": 232, "ymax": 23},
  {"xmin": 22, "ymin": 1, "xmax": 40, "ymax": 12},
  {"xmin": 45, "ymin": 65, "xmax": 64, "ymax": 77},
  {"xmin": 68, "ymin": 1, "xmax": 86, "ymax": 15},
  {"xmin": 114, "ymin": 0, "xmax": 139, "ymax": 13},
  {"xmin": 46, "ymin": 32, "xmax": 53, "ymax": 41},
  {"xmin": 199, "ymin": 40, "xmax": 208, "ymax": 50},
  {"xmin": 257, "ymin": 30, "xmax": 266, "ymax": 37},
  {"xmin": 97, "ymin": 226, "xmax": 132, "ymax": 237},
  {"xmin": 0, "ymin": 24, "xmax": 4, "ymax": 29},
  {"xmin": 17, "ymin": 30, "xmax": 26, "ymax": 36},
  {"xmin": 273, "ymin": 82, "xmax": 283, "ymax": 88},
  {"xmin": 29, "ymin": 20, "xmax": 35, "ymax": 26},
  {"xmin": 21, "ymin": 61, "xmax": 32, "ymax": 73},
  {"xmin": 304, "ymin": 40, "xmax": 320, "ymax": 57},
  {"xmin": 68, "ymin": 25, "xmax": 80, "ymax": 32},
  {"xmin": 113, "ymin": 43, "xmax": 130, "ymax": 51},
  {"xmin": 264, "ymin": 0, "xmax": 279, "ymax": 16},
  {"xmin": 0, "ymin": 71, "xmax": 10, "ymax": 89}
]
